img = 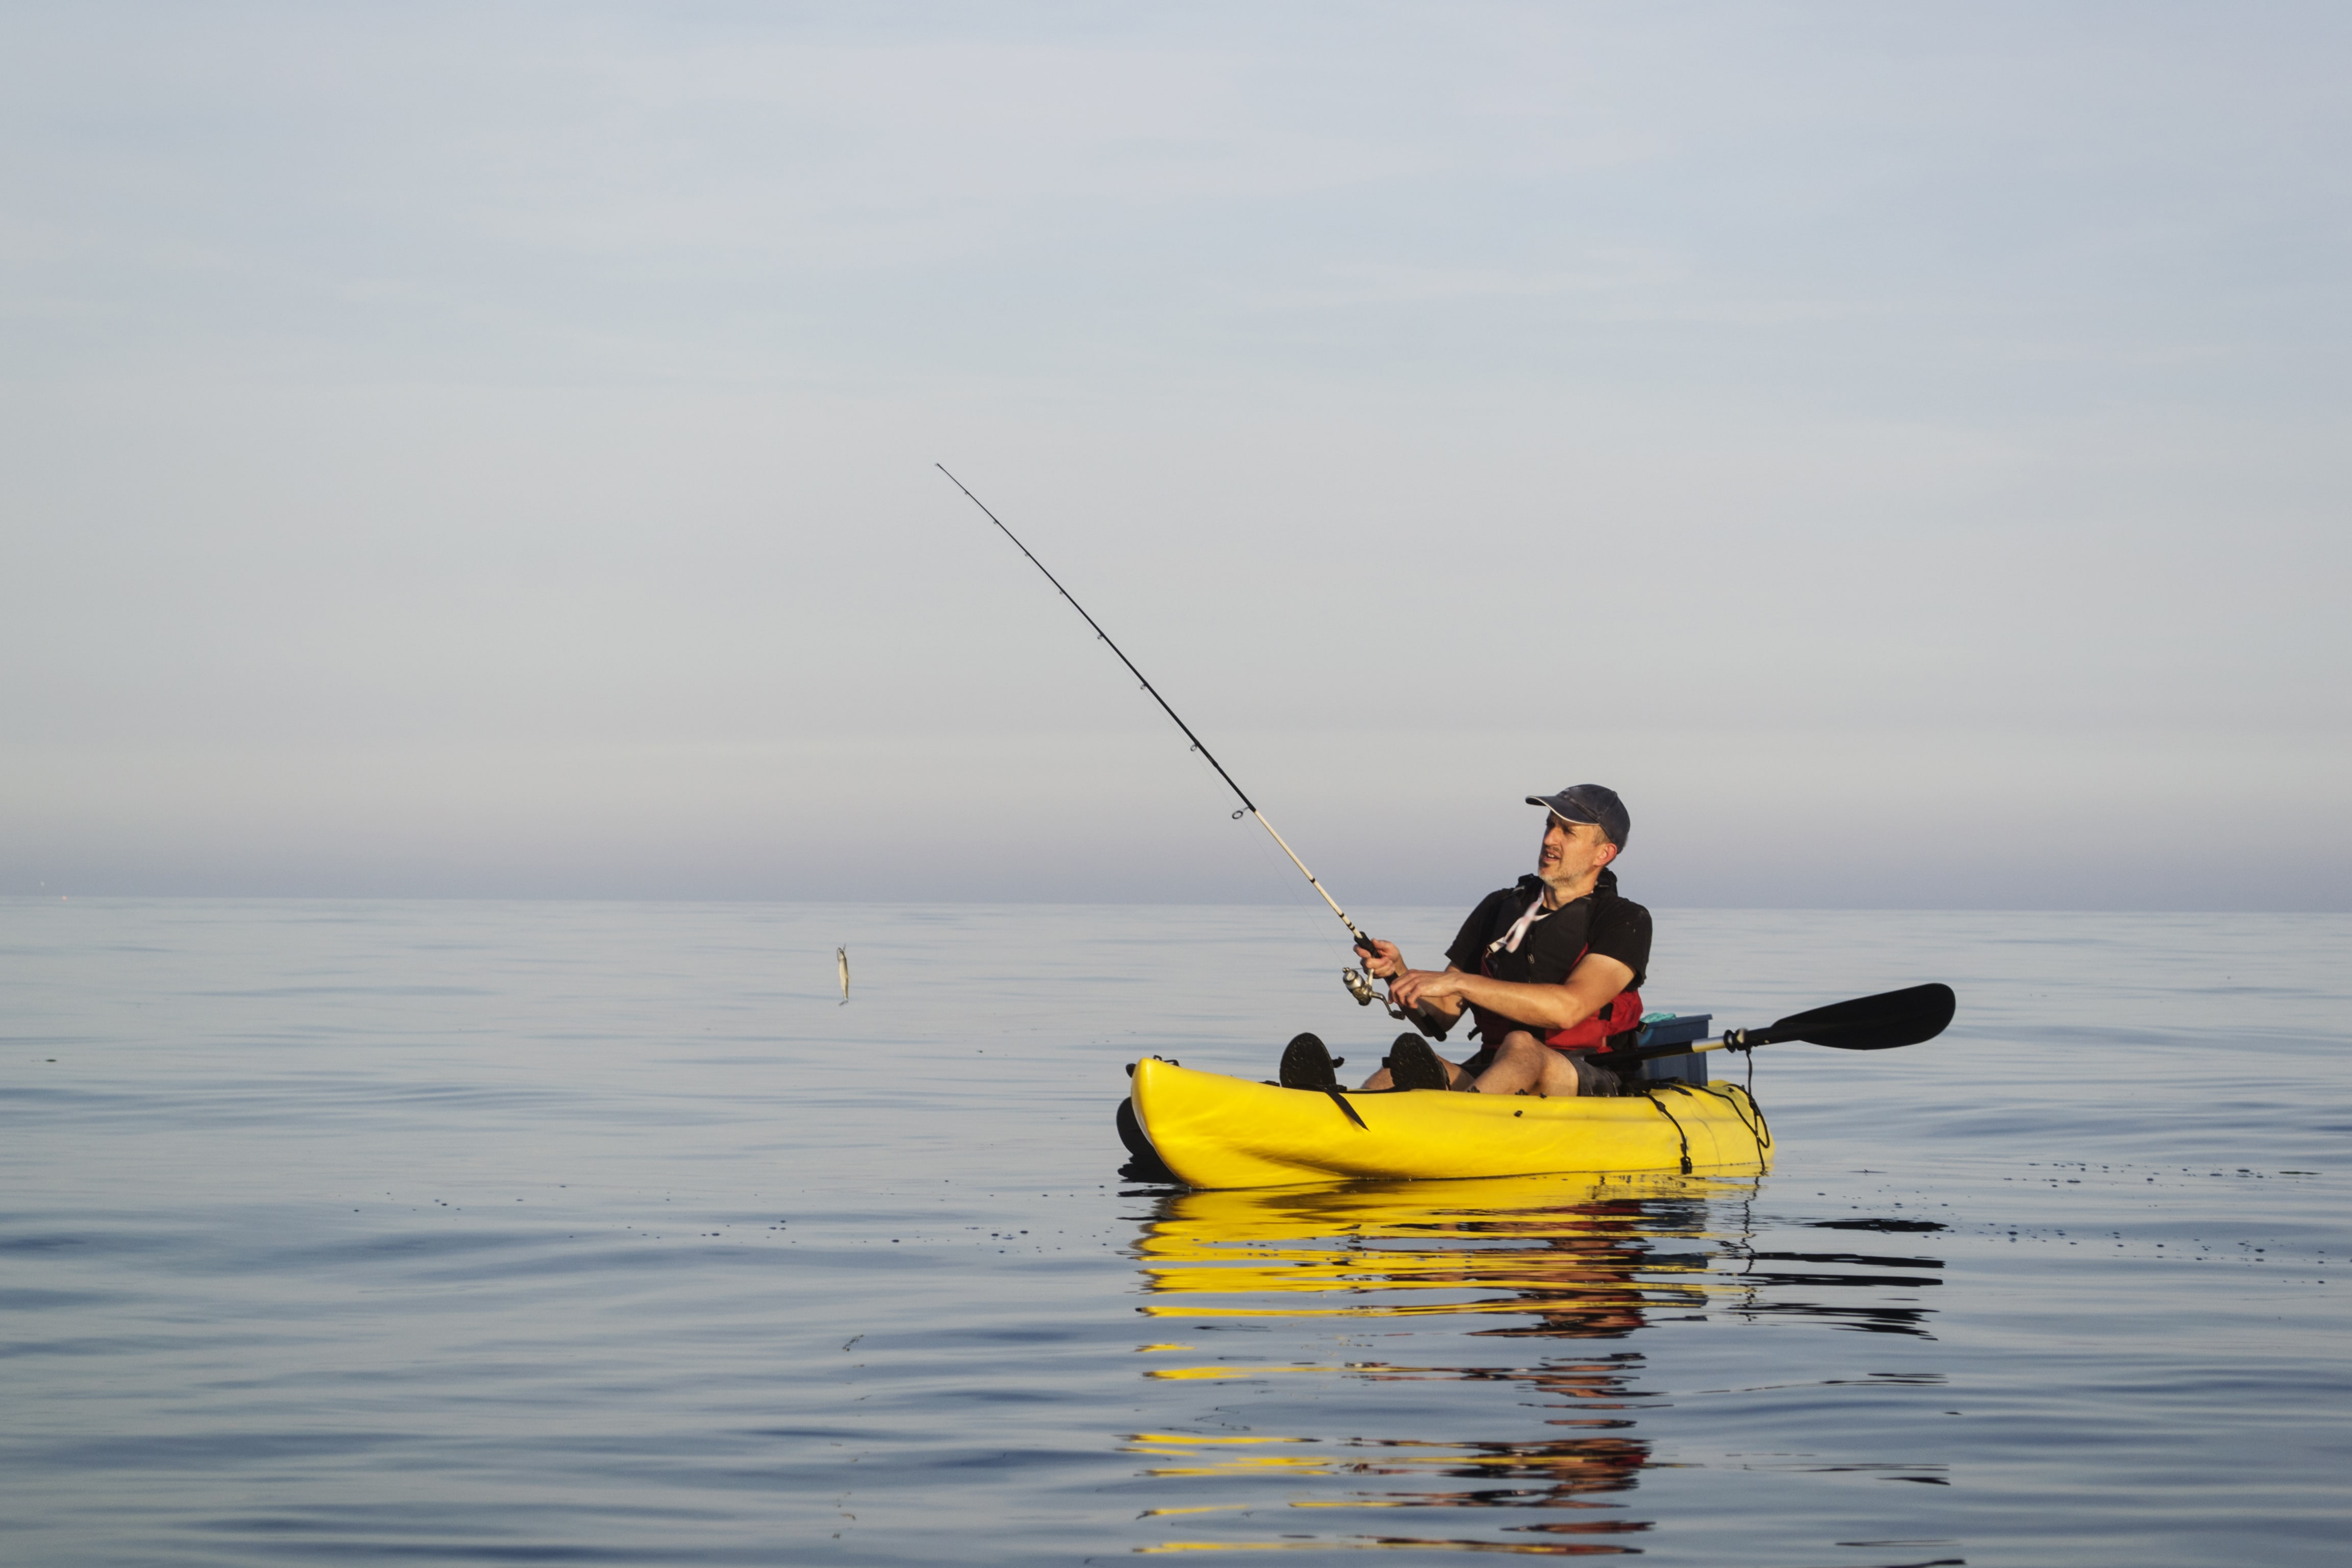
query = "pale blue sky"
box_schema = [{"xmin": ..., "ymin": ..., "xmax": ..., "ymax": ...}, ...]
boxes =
[{"xmin": 4, "ymin": 3, "xmax": 2346, "ymax": 908}]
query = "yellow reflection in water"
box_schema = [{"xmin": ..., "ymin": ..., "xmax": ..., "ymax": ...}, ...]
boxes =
[
  {"xmin": 1126, "ymin": 1171, "xmax": 1761, "ymax": 1556},
  {"xmin": 1140, "ymin": 1171, "xmax": 1755, "ymax": 1326}
]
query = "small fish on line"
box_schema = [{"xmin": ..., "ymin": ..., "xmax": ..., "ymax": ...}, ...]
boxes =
[{"xmin": 837, "ymin": 946, "xmax": 850, "ymax": 1004}]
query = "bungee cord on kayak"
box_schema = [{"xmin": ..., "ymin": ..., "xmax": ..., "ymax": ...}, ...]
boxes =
[{"xmin": 937, "ymin": 463, "xmax": 1447, "ymax": 1039}]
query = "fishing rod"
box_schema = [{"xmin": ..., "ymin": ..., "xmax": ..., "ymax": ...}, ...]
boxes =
[{"xmin": 937, "ymin": 464, "xmax": 1449, "ymax": 1039}]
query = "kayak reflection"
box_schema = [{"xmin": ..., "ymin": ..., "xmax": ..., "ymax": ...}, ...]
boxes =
[
  {"xmin": 1125, "ymin": 1173, "xmax": 1946, "ymax": 1554},
  {"xmin": 1137, "ymin": 1171, "xmax": 1748, "ymax": 1332},
  {"xmin": 1136, "ymin": 1172, "xmax": 1942, "ymax": 1337}
]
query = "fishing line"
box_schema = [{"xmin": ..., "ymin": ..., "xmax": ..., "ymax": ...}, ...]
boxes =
[{"xmin": 939, "ymin": 464, "xmax": 1444, "ymax": 1037}]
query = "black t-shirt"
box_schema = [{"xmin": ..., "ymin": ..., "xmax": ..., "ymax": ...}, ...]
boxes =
[{"xmin": 1442, "ymin": 869, "xmax": 1653, "ymax": 1042}]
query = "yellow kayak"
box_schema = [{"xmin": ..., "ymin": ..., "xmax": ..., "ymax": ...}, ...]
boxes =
[{"xmin": 1126, "ymin": 1057, "xmax": 1772, "ymax": 1190}]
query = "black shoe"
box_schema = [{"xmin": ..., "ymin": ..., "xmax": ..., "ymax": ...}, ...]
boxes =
[
  {"xmin": 1384, "ymin": 1033, "xmax": 1453, "ymax": 1091},
  {"xmin": 1279, "ymin": 1033, "xmax": 1344, "ymax": 1091}
]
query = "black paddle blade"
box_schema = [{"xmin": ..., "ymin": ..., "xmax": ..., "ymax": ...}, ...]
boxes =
[{"xmin": 1758, "ymin": 983, "xmax": 1955, "ymax": 1050}]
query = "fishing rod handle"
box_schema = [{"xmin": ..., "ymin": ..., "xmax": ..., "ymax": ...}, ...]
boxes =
[{"xmin": 1352, "ymin": 934, "xmax": 1455, "ymax": 1040}]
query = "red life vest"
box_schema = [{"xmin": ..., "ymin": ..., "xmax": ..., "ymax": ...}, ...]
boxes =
[
  {"xmin": 1542, "ymin": 976, "xmax": 1645, "ymax": 1053},
  {"xmin": 1480, "ymin": 931, "xmax": 1643, "ymax": 1053}
]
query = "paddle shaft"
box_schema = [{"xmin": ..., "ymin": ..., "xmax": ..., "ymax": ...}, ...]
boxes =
[{"xmin": 1616, "ymin": 1032, "xmax": 1757, "ymax": 1064}]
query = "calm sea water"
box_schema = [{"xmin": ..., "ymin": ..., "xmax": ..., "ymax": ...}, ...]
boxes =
[{"xmin": 3, "ymin": 897, "xmax": 2346, "ymax": 1566}]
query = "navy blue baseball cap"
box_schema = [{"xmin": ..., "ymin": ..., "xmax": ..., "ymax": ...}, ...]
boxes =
[{"xmin": 1527, "ymin": 784, "xmax": 1629, "ymax": 849}]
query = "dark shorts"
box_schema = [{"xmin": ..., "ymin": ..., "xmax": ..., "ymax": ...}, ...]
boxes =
[
  {"xmin": 1567, "ymin": 1054, "xmax": 1626, "ymax": 1097},
  {"xmin": 1458, "ymin": 1044, "xmax": 1625, "ymax": 1097}
]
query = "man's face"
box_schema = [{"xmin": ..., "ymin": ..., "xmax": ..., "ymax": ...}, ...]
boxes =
[{"xmin": 1537, "ymin": 813, "xmax": 1618, "ymax": 887}]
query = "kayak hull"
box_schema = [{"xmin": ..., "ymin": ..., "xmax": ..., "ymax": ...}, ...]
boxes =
[{"xmin": 1128, "ymin": 1057, "xmax": 1771, "ymax": 1190}]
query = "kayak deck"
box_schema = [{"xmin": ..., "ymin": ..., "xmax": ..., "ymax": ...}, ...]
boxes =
[{"xmin": 1128, "ymin": 1057, "xmax": 1772, "ymax": 1189}]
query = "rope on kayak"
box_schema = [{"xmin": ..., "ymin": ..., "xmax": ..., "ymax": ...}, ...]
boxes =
[
  {"xmin": 1684, "ymin": 1081, "xmax": 1772, "ymax": 1154},
  {"xmin": 1735, "ymin": 1083, "xmax": 1773, "ymax": 1152},
  {"xmin": 1643, "ymin": 1088, "xmax": 1695, "ymax": 1174},
  {"xmin": 1325, "ymin": 1088, "xmax": 1369, "ymax": 1130}
]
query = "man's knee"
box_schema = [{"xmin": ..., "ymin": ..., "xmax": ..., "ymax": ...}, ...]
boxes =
[{"xmin": 1493, "ymin": 1032, "xmax": 1589, "ymax": 1095}]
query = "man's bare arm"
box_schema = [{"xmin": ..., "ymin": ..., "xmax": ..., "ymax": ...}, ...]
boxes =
[{"xmin": 1390, "ymin": 952, "xmax": 1635, "ymax": 1034}]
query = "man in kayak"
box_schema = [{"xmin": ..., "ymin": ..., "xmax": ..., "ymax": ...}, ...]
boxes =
[{"xmin": 1281, "ymin": 785, "xmax": 1652, "ymax": 1097}]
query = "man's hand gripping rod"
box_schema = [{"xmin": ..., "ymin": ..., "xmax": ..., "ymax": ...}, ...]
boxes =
[{"xmin": 939, "ymin": 464, "xmax": 1451, "ymax": 1041}]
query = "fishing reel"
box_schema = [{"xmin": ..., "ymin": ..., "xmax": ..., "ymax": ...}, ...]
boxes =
[{"xmin": 1341, "ymin": 965, "xmax": 1454, "ymax": 1042}]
